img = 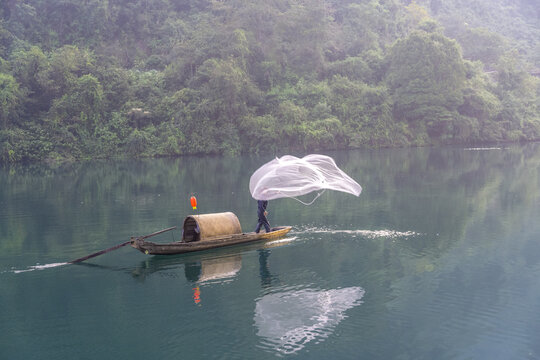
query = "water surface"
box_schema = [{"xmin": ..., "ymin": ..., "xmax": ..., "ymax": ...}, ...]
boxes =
[{"xmin": 1, "ymin": 145, "xmax": 539, "ymax": 359}]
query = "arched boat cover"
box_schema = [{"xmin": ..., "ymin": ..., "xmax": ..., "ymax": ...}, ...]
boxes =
[{"xmin": 182, "ymin": 212, "xmax": 242, "ymax": 242}]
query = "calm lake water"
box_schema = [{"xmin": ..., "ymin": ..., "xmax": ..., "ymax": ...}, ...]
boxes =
[{"xmin": 1, "ymin": 145, "xmax": 540, "ymax": 359}]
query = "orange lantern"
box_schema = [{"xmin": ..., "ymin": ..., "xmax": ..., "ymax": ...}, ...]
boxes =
[{"xmin": 190, "ymin": 195, "xmax": 197, "ymax": 210}]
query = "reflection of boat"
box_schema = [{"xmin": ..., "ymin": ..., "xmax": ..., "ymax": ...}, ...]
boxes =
[
  {"xmin": 130, "ymin": 248, "xmax": 244, "ymax": 282},
  {"xmin": 188, "ymin": 255, "xmax": 242, "ymax": 284},
  {"xmin": 131, "ymin": 212, "xmax": 292, "ymax": 255},
  {"xmin": 255, "ymin": 287, "xmax": 365, "ymax": 355}
]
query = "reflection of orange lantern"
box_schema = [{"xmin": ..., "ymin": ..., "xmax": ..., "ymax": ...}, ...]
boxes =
[
  {"xmin": 190, "ymin": 196, "xmax": 197, "ymax": 210},
  {"xmin": 193, "ymin": 287, "xmax": 201, "ymax": 304}
]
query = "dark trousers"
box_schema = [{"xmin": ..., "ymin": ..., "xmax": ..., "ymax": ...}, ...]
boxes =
[{"xmin": 255, "ymin": 217, "xmax": 271, "ymax": 233}]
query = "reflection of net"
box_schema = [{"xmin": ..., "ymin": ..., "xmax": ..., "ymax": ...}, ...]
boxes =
[
  {"xmin": 249, "ymin": 154, "xmax": 362, "ymax": 202},
  {"xmin": 254, "ymin": 287, "xmax": 365, "ymax": 355}
]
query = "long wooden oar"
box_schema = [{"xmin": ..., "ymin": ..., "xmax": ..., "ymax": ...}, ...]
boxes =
[{"xmin": 69, "ymin": 226, "xmax": 177, "ymax": 264}]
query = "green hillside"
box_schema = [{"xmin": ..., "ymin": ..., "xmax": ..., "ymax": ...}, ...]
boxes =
[{"xmin": 0, "ymin": 0, "xmax": 538, "ymax": 162}]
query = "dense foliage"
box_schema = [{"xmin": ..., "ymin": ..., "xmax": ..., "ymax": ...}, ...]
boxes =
[{"xmin": 0, "ymin": 0, "xmax": 538, "ymax": 162}]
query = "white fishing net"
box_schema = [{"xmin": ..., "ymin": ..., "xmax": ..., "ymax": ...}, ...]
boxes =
[{"xmin": 249, "ymin": 154, "xmax": 362, "ymax": 203}]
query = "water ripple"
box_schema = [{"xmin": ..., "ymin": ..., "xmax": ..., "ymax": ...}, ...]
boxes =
[{"xmin": 295, "ymin": 225, "xmax": 421, "ymax": 239}]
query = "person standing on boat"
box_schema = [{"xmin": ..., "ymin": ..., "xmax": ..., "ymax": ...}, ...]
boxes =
[{"xmin": 255, "ymin": 200, "xmax": 271, "ymax": 233}]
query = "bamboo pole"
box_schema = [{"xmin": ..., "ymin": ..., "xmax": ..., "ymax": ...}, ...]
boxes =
[{"xmin": 69, "ymin": 226, "xmax": 177, "ymax": 264}]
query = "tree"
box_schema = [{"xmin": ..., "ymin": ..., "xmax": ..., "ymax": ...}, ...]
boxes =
[
  {"xmin": 38, "ymin": 45, "xmax": 96, "ymax": 99},
  {"xmin": 457, "ymin": 27, "xmax": 506, "ymax": 66},
  {"xmin": 386, "ymin": 30, "xmax": 466, "ymax": 142},
  {"xmin": 493, "ymin": 53, "xmax": 540, "ymax": 141},
  {"xmin": 191, "ymin": 57, "xmax": 261, "ymax": 119},
  {"xmin": 0, "ymin": 72, "xmax": 23, "ymax": 128},
  {"xmin": 275, "ymin": 0, "xmax": 330, "ymax": 75},
  {"xmin": 458, "ymin": 64, "xmax": 502, "ymax": 142},
  {"xmin": 0, "ymin": 20, "xmax": 13, "ymax": 58},
  {"xmin": 9, "ymin": 45, "xmax": 49, "ymax": 114},
  {"xmin": 329, "ymin": 75, "xmax": 397, "ymax": 147},
  {"xmin": 192, "ymin": 57, "xmax": 262, "ymax": 154},
  {"xmin": 48, "ymin": 74, "xmax": 103, "ymax": 130},
  {"xmin": 402, "ymin": 0, "xmax": 431, "ymax": 33},
  {"xmin": 339, "ymin": 0, "xmax": 399, "ymax": 57}
]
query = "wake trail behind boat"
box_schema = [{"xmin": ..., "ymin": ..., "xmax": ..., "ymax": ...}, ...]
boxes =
[
  {"xmin": 295, "ymin": 227, "xmax": 421, "ymax": 239},
  {"xmin": 265, "ymin": 236, "xmax": 298, "ymax": 246},
  {"xmin": 9, "ymin": 262, "xmax": 68, "ymax": 274}
]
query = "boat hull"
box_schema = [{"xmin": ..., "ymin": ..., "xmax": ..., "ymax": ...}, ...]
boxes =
[{"xmin": 131, "ymin": 226, "xmax": 292, "ymax": 255}]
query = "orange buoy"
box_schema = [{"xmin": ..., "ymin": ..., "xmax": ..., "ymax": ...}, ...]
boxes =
[{"xmin": 190, "ymin": 195, "xmax": 197, "ymax": 210}]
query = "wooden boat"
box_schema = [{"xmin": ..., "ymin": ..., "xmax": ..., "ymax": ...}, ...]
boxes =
[
  {"xmin": 131, "ymin": 226, "xmax": 292, "ymax": 255},
  {"xmin": 130, "ymin": 212, "xmax": 292, "ymax": 255}
]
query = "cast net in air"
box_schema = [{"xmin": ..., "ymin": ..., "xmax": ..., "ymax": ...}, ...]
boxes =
[{"xmin": 249, "ymin": 154, "xmax": 362, "ymax": 204}]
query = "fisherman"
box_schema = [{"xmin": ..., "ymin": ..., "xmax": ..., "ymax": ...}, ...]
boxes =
[{"xmin": 255, "ymin": 200, "xmax": 271, "ymax": 233}]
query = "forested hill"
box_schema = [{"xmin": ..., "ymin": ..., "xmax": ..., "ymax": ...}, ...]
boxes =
[{"xmin": 0, "ymin": 0, "xmax": 538, "ymax": 162}]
